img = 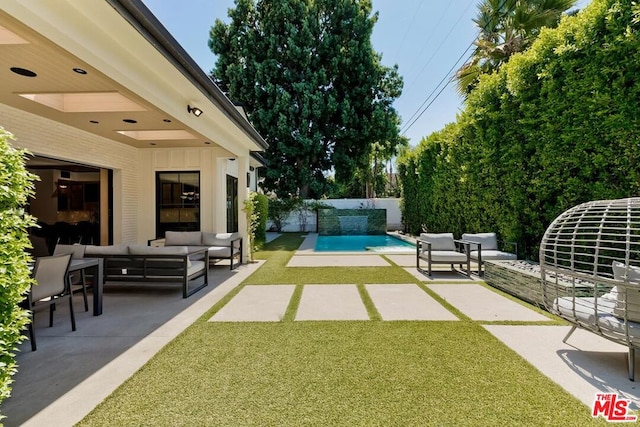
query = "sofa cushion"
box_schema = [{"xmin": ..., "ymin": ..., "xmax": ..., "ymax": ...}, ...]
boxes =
[
  {"xmin": 208, "ymin": 246, "xmax": 235, "ymax": 259},
  {"xmin": 425, "ymin": 250, "xmax": 468, "ymax": 263},
  {"xmin": 53, "ymin": 244, "xmax": 86, "ymax": 259},
  {"xmin": 165, "ymin": 231, "xmax": 202, "ymax": 246},
  {"xmin": 85, "ymin": 244, "xmax": 129, "ymax": 256},
  {"xmin": 612, "ymin": 261, "xmax": 640, "ymax": 322},
  {"xmin": 461, "ymin": 233, "xmax": 498, "ymax": 251},
  {"xmin": 128, "ymin": 244, "xmax": 191, "ymax": 267},
  {"xmin": 187, "ymin": 260, "xmax": 206, "ymax": 276},
  {"xmin": 470, "ymin": 250, "xmax": 516, "ymax": 261},
  {"xmin": 419, "ymin": 233, "xmax": 456, "ymax": 252},
  {"xmin": 202, "ymin": 232, "xmax": 238, "ymax": 247}
]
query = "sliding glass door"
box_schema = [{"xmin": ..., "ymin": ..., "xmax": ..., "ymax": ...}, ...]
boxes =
[
  {"xmin": 226, "ymin": 174, "xmax": 238, "ymax": 233},
  {"xmin": 156, "ymin": 171, "xmax": 200, "ymax": 237}
]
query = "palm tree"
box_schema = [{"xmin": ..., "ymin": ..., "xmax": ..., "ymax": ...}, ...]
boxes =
[{"xmin": 456, "ymin": 0, "xmax": 577, "ymax": 96}]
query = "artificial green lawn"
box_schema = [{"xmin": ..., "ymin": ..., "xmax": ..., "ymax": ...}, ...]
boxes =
[{"xmin": 78, "ymin": 233, "xmax": 606, "ymax": 426}]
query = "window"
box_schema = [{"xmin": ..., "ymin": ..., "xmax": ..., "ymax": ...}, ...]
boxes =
[
  {"xmin": 156, "ymin": 171, "xmax": 200, "ymax": 237},
  {"xmin": 226, "ymin": 174, "xmax": 238, "ymax": 233}
]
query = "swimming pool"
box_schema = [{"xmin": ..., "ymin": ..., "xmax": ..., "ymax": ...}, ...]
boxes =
[{"xmin": 314, "ymin": 234, "xmax": 415, "ymax": 252}]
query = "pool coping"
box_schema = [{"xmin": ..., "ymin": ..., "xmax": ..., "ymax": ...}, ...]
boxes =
[{"xmin": 295, "ymin": 232, "xmax": 417, "ymax": 256}]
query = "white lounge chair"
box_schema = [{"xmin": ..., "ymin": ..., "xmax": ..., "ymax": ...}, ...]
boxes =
[
  {"xmin": 461, "ymin": 232, "xmax": 517, "ymax": 275},
  {"xmin": 416, "ymin": 233, "xmax": 471, "ymax": 277}
]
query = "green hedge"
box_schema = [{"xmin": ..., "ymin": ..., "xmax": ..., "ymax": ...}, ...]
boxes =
[
  {"xmin": 398, "ymin": 0, "xmax": 640, "ymax": 259},
  {"xmin": 0, "ymin": 127, "xmax": 37, "ymax": 410},
  {"xmin": 253, "ymin": 192, "xmax": 268, "ymax": 246}
]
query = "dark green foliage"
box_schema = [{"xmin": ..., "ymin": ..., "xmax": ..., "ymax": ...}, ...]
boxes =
[
  {"xmin": 209, "ymin": 0, "xmax": 403, "ymax": 198},
  {"xmin": 267, "ymin": 197, "xmax": 301, "ymax": 232},
  {"xmin": 253, "ymin": 193, "xmax": 269, "ymax": 246},
  {"xmin": 0, "ymin": 127, "xmax": 37, "ymax": 411},
  {"xmin": 399, "ymin": 0, "xmax": 640, "ymax": 259}
]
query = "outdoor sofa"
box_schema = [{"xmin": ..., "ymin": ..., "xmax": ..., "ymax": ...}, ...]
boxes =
[
  {"xmin": 461, "ymin": 232, "xmax": 517, "ymax": 275},
  {"xmin": 85, "ymin": 244, "xmax": 209, "ymax": 298},
  {"xmin": 416, "ymin": 232, "xmax": 471, "ymax": 278},
  {"xmin": 149, "ymin": 231, "xmax": 242, "ymax": 270}
]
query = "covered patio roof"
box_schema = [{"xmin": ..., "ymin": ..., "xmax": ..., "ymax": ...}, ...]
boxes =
[{"xmin": 0, "ymin": 0, "xmax": 267, "ymax": 157}]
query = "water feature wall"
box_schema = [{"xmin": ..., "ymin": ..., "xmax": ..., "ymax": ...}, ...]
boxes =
[{"xmin": 318, "ymin": 209, "xmax": 386, "ymax": 235}]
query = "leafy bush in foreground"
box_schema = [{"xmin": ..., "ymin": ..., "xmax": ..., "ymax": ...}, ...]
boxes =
[{"xmin": 0, "ymin": 127, "xmax": 37, "ymax": 414}]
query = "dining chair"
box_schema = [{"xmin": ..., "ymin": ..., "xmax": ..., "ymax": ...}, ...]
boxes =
[
  {"xmin": 27, "ymin": 253, "xmax": 75, "ymax": 351},
  {"xmin": 53, "ymin": 244, "xmax": 88, "ymax": 311}
]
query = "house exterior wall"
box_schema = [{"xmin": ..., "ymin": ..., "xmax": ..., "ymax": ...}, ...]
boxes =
[
  {"xmin": 3, "ymin": 104, "xmax": 253, "ymax": 249},
  {"xmin": 138, "ymin": 148, "xmax": 235, "ymax": 241},
  {"xmin": 1, "ymin": 103, "xmax": 139, "ymax": 244}
]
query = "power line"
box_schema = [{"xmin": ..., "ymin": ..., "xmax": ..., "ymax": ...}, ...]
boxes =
[
  {"xmin": 400, "ymin": 0, "xmax": 514, "ymax": 136},
  {"xmin": 403, "ymin": 0, "xmax": 475, "ymax": 96},
  {"xmin": 400, "ymin": 41, "xmax": 475, "ymax": 135}
]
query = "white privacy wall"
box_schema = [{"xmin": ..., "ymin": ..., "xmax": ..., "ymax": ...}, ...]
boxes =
[{"xmin": 269, "ymin": 198, "xmax": 402, "ymax": 232}]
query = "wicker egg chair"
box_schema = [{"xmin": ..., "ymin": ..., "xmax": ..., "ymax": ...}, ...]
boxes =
[{"xmin": 540, "ymin": 197, "xmax": 640, "ymax": 381}]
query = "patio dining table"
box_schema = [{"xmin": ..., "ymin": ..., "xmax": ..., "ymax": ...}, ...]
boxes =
[{"xmin": 70, "ymin": 258, "xmax": 103, "ymax": 316}]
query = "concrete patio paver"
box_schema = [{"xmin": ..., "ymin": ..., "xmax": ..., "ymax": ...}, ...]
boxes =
[
  {"xmin": 385, "ymin": 254, "xmax": 418, "ymax": 267},
  {"xmin": 296, "ymin": 285, "xmax": 369, "ymax": 321},
  {"xmin": 287, "ymin": 255, "xmax": 390, "ymax": 267},
  {"xmin": 366, "ymin": 284, "xmax": 459, "ymax": 321},
  {"xmin": 485, "ymin": 325, "xmax": 640, "ymax": 409},
  {"xmin": 403, "ymin": 267, "xmax": 483, "ymax": 282},
  {"xmin": 209, "ymin": 285, "xmax": 295, "ymax": 322},
  {"xmin": 428, "ymin": 284, "xmax": 549, "ymax": 321}
]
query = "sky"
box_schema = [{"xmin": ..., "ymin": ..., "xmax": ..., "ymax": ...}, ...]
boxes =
[{"xmin": 142, "ymin": 0, "xmax": 591, "ymax": 147}]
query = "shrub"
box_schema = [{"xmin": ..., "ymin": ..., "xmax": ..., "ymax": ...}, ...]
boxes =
[
  {"xmin": 267, "ymin": 197, "xmax": 300, "ymax": 232},
  {"xmin": 253, "ymin": 193, "xmax": 268, "ymax": 246},
  {"xmin": 0, "ymin": 127, "xmax": 37, "ymax": 410},
  {"xmin": 398, "ymin": 0, "xmax": 640, "ymax": 259}
]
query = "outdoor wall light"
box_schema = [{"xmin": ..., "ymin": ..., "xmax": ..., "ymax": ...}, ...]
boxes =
[{"xmin": 187, "ymin": 105, "xmax": 203, "ymax": 117}]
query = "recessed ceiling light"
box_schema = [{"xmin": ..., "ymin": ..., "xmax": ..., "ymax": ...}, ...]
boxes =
[
  {"xmin": 89, "ymin": 120, "xmax": 99, "ymax": 124},
  {"xmin": 10, "ymin": 67, "xmax": 36, "ymax": 77},
  {"xmin": 73, "ymin": 68, "xmax": 87, "ymax": 75},
  {"xmin": 163, "ymin": 119, "xmax": 171, "ymax": 123},
  {"xmin": 122, "ymin": 119, "xmax": 137, "ymax": 124}
]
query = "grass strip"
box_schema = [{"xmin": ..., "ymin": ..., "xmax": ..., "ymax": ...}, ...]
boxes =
[{"xmin": 79, "ymin": 322, "xmax": 603, "ymax": 426}]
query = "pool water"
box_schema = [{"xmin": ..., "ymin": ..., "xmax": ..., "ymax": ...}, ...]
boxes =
[{"xmin": 314, "ymin": 234, "xmax": 415, "ymax": 252}]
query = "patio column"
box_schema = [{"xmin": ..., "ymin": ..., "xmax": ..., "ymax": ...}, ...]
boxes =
[{"xmin": 237, "ymin": 155, "xmax": 250, "ymax": 263}]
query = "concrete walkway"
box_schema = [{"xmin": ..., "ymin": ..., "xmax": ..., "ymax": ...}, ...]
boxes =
[
  {"xmin": 429, "ymin": 284, "xmax": 549, "ymax": 321},
  {"xmin": 366, "ymin": 284, "xmax": 458, "ymax": 321},
  {"xmin": 209, "ymin": 283, "xmax": 546, "ymax": 323},
  {"xmin": 296, "ymin": 285, "xmax": 370, "ymax": 320},
  {"xmin": 210, "ymin": 285, "xmax": 295, "ymax": 322}
]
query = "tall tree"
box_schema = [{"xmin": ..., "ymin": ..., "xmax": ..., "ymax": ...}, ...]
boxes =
[
  {"xmin": 209, "ymin": 0, "xmax": 402, "ymax": 198},
  {"xmin": 456, "ymin": 0, "xmax": 576, "ymax": 96}
]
